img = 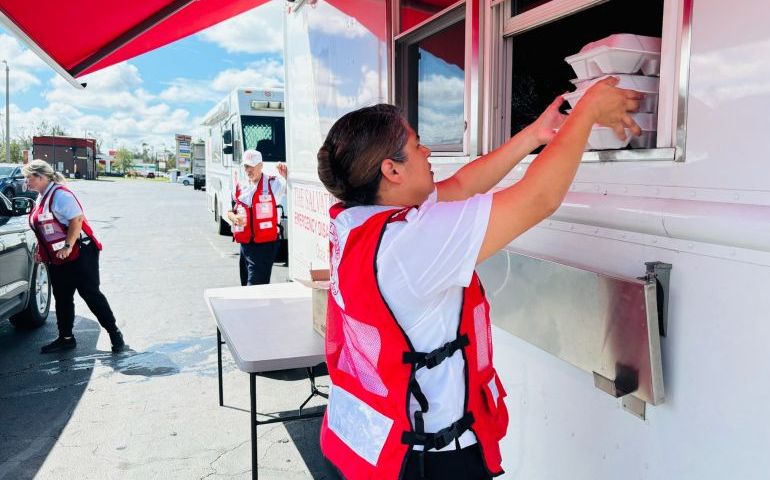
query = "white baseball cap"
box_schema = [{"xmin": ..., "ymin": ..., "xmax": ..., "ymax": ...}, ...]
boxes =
[{"xmin": 242, "ymin": 149, "xmax": 263, "ymax": 167}]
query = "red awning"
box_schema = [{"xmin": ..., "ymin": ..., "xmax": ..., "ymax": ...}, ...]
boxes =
[
  {"xmin": 0, "ymin": 0, "xmax": 268, "ymax": 87},
  {"xmin": 0, "ymin": 0, "xmax": 463, "ymax": 88}
]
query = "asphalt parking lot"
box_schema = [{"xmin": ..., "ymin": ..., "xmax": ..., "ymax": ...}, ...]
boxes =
[{"xmin": 0, "ymin": 178, "xmax": 336, "ymax": 480}]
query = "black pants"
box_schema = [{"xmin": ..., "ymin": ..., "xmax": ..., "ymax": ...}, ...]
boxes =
[
  {"xmin": 239, "ymin": 241, "xmax": 279, "ymax": 286},
  {"xmin": 403, "ymin": 444, "xmax": 492, "ymax": 480},
  {"xmin": 49, "ymin": 242, "xmax": 118, "ymax": 338}
]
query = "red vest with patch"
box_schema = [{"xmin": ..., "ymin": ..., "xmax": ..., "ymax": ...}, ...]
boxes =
[
  {"xmin": 232, "ymin": 175, "xmax": 279, "ymax": 244},
  {"xmin": 29, "ymin": 184, "xmax": 102, "ymax": 265},
  {"xmin": 320, "ymin": 203, "xmax": 508, "ymax": 480}
]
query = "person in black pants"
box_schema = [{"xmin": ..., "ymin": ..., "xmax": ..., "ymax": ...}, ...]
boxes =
[
  {"xmin": 23, "ymin": 160, "xmax": 125, "ymax": 354},
  {"xmin": 227, "ymin": 149, "xmax": 287, "ymax": 286}
]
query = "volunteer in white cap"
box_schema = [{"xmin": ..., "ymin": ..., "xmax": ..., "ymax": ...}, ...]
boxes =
[{"xmin": 227, "ymin": 150, "xmax": 288, "ymax": 285}]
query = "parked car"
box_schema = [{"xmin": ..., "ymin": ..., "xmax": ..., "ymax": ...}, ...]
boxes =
[
  {"xmin": 0, "ymin": 192, "xmax": 51, "ymax": 329},
  {"xmin": 177, "ymin": 173, "xmax": 194, "ymax": 186},
  {"xmin": 0, "ymin": 163, "xmax": 36, "ymax": 201}
]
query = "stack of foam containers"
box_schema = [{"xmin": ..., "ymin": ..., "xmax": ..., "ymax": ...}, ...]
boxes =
[{"xmin": 564, "ymin": 34, "xmax": 662, "ymax": 150}]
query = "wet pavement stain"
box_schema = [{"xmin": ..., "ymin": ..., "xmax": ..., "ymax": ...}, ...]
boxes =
[{"xmin": 98, "ymin": 336, "xmax": 218, "ymax": 378}]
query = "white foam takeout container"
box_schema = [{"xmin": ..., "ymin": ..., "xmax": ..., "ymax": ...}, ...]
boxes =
[
  {"xmin": 565, "ymin": 34, "xmax": 662, "ymax": 80},
  {"xmin": 565, "ymin": 74, "xmax": 660, "ymax": 113},
  {"xmin": 586, "ymin": 112, "xmax": 657, "ymax": 150}
]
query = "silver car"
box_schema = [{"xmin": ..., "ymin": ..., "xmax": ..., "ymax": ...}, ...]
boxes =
[{"xmin": 177, "ymin": 173, "xmax": 194, "ymax": 186}]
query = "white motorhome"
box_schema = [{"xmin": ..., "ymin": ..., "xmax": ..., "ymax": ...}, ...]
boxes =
[
  {"xmin": 202, "ymin": 88, "xmax": 287, "ymax": 236},
  {"xmin": 283, "ymin": 0, "xmax": 770, "ymax": 478}
]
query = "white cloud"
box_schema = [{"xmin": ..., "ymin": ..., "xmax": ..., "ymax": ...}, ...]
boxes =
[
  {"xmin": 9, "ymin": 60, "xmax": 199, "ymax": 150},
  {"xmin": 211, "ymin": 59, "xmax": 284, "ymax": 91},
  {"xmin": 0, "ymin": 33, "xmax": 48, "ymax": 93},
  {"xmin": 44, "ymin": 63, "xmax": 151, "ymax": 112},
  {"xmin": 691, "ymin": 38, "xmax": 770, "ymax": 108},
  {"xmin": 158, "ymin": 78, "xmax": 221, "ymax": 104},
  {"xmin": 199, "ymin": 1, "xmax": 283, "ymax": 54},
  {"xmin": 310, "ymin": 60, "xmax": 382, "ymax": 110},
  {"xmin": 418, "ymin": 74, "xmax": 465, "ymax": 108},
  {"xmin": 307, "ymin": 2, "xmax": 370, "ymax": 39}
]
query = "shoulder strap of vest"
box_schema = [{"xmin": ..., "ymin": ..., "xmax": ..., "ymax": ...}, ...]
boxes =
[
  {"xmin": 329, "ymin": 202, "xmax": 345, "ymax": 219},
  {"xmin": 51, "ymin": 185, "xmax": 86, "ymax": 213}
]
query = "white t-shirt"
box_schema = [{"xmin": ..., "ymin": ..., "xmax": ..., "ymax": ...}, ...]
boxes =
[
  {"xmin": 237, "ymin": 176, "xmax": 286, "ymax": 207},
  {"xmin": 333, "ymin": 188, "xmax": 493, "ymax": 451},
  {"xmin": 38, "ymin": 183, "xmax": 83, "ymax": 227}
]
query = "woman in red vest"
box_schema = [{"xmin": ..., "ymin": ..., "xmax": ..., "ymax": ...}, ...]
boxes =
[
  {"xmin": 23, "ymin": 159, "xmax": 124, "ymax": 354},
  {"xmin": 316, "ymin": 77, "xmax": 642, "ymax": 479},
  {"xmin": 226, "ymin": 149, "xmax": 287, "ymax": 286}
]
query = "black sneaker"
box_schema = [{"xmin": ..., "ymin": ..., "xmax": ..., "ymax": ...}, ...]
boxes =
[
  {"xmin": 109, "ymin": 330, "xmax": 126, "ymax": 353},
  {"xmin": 41, "ymin": 337, "xmax": 76, "ymax": 354}
]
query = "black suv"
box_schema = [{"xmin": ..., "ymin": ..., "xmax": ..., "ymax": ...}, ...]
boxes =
[
  {"xmin": 0, "ymin": 163, "xmax": 34, "ymax": 200},
  {"xmin": 0, "ymin": 192, "xmax": 51, "ymax": 328}
]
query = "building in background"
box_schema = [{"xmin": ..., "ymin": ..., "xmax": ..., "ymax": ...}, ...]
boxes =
[{"xmin": 32, "ymin": 136, "xmax": 97, "ymax": 180}]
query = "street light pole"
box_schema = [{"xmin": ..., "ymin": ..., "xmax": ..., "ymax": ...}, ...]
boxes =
[{"xmin": 2, "ymin": 60, "xmax": 9, "ymax": 164}]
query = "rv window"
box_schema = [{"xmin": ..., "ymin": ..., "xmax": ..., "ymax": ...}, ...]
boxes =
[
  {"xmin": 498, "ymin": 0, "xmax": 680, "ymax": 160},
  {"xmin": 399, "ymin": 0, "xmax": 460, "ymax": 33},
  {"xmin": 209, "ymin": 128, "xmax": 222, "ymax": 164},
  {"xmin": 241, "ymin": 116, "xmax": 286, "ymax": 163},
  {"xmin": 396, "ymin": 7, "xmax": 466, "ymax": 153}
]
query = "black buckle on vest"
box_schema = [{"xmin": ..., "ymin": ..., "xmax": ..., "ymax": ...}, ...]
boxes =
[
  {"xmin": 403, "ymin": 335, "xmax": 470, "ymax": 370},
  {"xmin": 401, "ymin": 412, "xmax": 475, "ymax": 450}
]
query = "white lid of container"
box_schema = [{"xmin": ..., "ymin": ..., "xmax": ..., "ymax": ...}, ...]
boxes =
[
  {"xmin": 577, "ymin": 34, "xmax": 661, "ymax": 55},
  {"xmin": 565, "ymin": 34, "xmax": 662, "ymax": 79}
]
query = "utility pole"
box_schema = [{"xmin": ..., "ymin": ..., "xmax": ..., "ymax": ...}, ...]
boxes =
[{"xmin": 2, "ymin": 60, "xmax": 9, "ymax": 164}]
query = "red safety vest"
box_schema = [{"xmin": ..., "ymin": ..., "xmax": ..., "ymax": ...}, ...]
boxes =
[
  {"xmin": 29, "ymin": 184, "xmax": 102, "ymax": 266},
  {"xmin": 320, "ymin": 203, "xmax": 508, "ymax": 480},
  {"xmin": 232, "ymin": 175, "xmax": 279, "ymax": 244}
]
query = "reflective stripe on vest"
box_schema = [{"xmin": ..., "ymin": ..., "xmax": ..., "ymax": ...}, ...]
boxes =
[{"xmin": 320, "ymin": 202, "xmax": 509, "ymax": 480}]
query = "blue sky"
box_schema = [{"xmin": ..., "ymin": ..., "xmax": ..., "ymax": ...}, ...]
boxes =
[{"xmin": 0, "ymin": 1, "xmax": 284, "ymax": 153}]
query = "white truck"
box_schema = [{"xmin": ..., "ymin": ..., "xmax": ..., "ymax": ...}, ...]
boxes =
[
  {"xmin": 10, "ymin": 0, "xmax": 770, "ymax": 477},
  {"xmin": 201, "ymin": 88, "xmax": 287, "ymax": 237},
  {"xmin": 283, "ymin": 1, "xmax": 770, "ymax": 478},
  {"xmin": 191, "ymin": 140, "xmax": 206, "ymax": 190}
]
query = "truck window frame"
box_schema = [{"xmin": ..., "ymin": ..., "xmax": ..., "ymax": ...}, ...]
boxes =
[
  {"xmin": 395, "ymin": 1, "xmax": 470, "ymax": 158},
  {"xmin": 486, "ymin": 0, "xmax": 692, "ymax": 163}
]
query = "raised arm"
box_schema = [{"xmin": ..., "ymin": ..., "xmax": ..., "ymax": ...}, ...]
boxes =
[
  {"xmin": 436, "ymin": 95, "xmax": 567, "ymax": 202},
  {"xmin": 476, "ymin": 77, "xmax": 642, "ymax": 264}
]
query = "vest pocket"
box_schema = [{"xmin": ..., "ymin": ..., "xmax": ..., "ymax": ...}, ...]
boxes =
[{"xmin": 480, "ymin": 369, "xmax": 509, "ymax": 440}]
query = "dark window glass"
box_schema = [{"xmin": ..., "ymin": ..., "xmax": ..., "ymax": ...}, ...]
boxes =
[
  {"xmin": 241, "ymin": 116, "xmax": 286, "ymax": 162},
  {"xmin": 400, "ymin": 0, "xmax": 458, "ymax": 32},
  {"xmin": 510, "ymin": 1, "xmax": 663, "ymax": 138},
  {"xmin": 406, "ymin": 20, "xmax": 466, "ymax": 150},
  {"xmin": 511, "ymin": 0, "xmax": 551, "ymax": 16}
]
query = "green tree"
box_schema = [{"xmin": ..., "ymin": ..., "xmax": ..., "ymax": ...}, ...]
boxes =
[
  {"xmin": 165, "ymin": 152, "xmax": 176, "ymax": 170},
  {"xmin": 114, "ymin": 147, "xmax": 134, "ymax": 173},
  {"xmin": 9, "ymin": 140, "xmax": 22, "ymax": 163},
  {"xmin": 33, "ymin": 120, "xmax": 67, "ymax": 137}
]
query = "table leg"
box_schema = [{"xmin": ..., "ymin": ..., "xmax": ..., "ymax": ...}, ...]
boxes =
[
  {"xmin": 251, "ymin": 372, "xmax": 258, "ymax": 480},
  {"xmin": 217, "ymin": 328, "xmax": 224, "ymax": 407}
]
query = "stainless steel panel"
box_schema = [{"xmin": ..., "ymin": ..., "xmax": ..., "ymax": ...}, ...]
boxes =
[{"xmin": 477, "ymin": 248, "xmax": 665, "ymax": 406}]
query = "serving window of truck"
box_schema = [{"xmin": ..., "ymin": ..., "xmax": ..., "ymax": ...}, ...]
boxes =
[{"xmin": 488, "ymin": 0, "xmax": 691, "ymax": 162}]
